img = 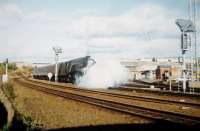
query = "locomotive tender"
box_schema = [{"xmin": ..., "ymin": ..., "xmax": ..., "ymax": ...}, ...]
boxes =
[{"xmin": 33, "ymin": 56, "xmax": 95, "ymax": 83}]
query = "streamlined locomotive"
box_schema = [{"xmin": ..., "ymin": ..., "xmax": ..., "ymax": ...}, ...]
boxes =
[{"xmin": 33, "ymin": 56, "xmax": 95, "ymax": 83}]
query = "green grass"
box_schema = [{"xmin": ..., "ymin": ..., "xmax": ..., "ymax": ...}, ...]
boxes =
[{"xmin": 2, "ymin": 81, "xmax": 16, "ymax": 101}]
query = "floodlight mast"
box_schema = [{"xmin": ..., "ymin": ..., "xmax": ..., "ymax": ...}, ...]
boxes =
[
  {"xmin": 175, "ymin": 19, "xmax": 195, "ymax": 93},
  {"xmin": 53, "ymin": 46, "xmax": 62, "ymax": 82},
  {"xmin": 193, "ymin": 0, "xmax": 198, "ymax": 81},
  {"xmin": 182, "ymin": 32, "xmax": 187, "ymax": 93}
]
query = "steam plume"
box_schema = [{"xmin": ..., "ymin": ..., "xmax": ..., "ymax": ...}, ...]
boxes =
[{"xmin": 78, "ymin": 57, "xmax": 131, "ymax": 89}]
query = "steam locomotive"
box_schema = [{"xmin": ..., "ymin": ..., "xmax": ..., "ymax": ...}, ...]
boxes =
[{"xmin": 33, "ymin": 56, "xmax": 95, "ymax": 84}]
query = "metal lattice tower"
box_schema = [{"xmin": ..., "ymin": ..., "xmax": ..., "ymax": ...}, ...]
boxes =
[
  {"xmin": 175, "ymin": 19, "xmax": 195, "ymax": 92},
  {"xmin": 188, "ymin": 0, "xmax": 198, "ymax": 81}
]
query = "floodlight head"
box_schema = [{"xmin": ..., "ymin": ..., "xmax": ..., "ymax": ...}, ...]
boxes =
[
  {"xmin": 53, "ymin": 46, "xmax": 62, "ymax": 54},
  {"xmin": 175, "ymin": 19, "xmax": 195, "ymax": 32}
]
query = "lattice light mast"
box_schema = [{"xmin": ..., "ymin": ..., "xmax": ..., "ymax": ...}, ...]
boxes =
[
  {"xmin": 175, "ymin": 19, "xmax": 195, "ymax": 92},
  {"xmin": 53, "ymin": 46, "xmax": 62, "ymax": 82},
  {"xmin": 188, "ymin": 0, "xmax": 198, "ymax": 81}
]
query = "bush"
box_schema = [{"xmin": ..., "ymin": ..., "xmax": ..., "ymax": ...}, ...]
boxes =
[
  {"xmin": 3, "ymin": 82, "xmax": 16, "ymax": 101},
  {"xmin": 22, "ymin": 116, "xmax": 41, "ymax": 130},
  {"xmin": 0, "ymin": 63, "xmax": 5, "ymax": 75},
  {"xmin": 8, "ymin": 63, "xmax": 17, "ymax": 71},
  {"xmin": 0, "ymin": 63, "xmax": 17, "ymax": 75},
  {"xmin": 3, "ymin": 124, "xmax": 9, "ymax": 131},
  {"xmin": 10, "ymin": 112, "xmax": 41, "ymax": 131}
]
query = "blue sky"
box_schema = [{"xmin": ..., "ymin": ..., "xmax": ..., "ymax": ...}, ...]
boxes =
[
  {"xmin": 0, "ymin": 0, "xmax": 190, "ymax": 15},
  {"xmin": 0, "ymin": 0, "xmax": 199, "ymax": 62}
]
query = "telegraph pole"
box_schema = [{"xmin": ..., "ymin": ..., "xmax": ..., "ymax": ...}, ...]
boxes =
[
  {"xmin": 2, "ymin": 58, "xmax": 8, "ymax": 83},
  {"xmin": 5, "ymin": 58, "xmax": 8, "ymax": 77}
]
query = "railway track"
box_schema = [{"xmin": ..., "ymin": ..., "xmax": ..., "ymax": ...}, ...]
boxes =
[
  {"xmin": 14, "ymin": 77, "xmax": 200, "ymax": 126},
  {"xmin": 119, "ymin": 81, "xmax": 200, "ymax": 94},
  {"xmin": 26, "ymin": 78, "xmax": 200, "ymax": 108},
  {"xmin": 117, "ymin": 85, "xmax": 200, "ymax": 98}
]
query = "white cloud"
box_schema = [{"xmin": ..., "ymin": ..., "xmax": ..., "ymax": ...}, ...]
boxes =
[{"xmin": 0, "ymin": 3, "xmax": 196, "ymax": 62}]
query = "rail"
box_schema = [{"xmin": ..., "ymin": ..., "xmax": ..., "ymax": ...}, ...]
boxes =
[{"xmin": 13, "ymin": 78, "xmax": 200, "ymax": 126}]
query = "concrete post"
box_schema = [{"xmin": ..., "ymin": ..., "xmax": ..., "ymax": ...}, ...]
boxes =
[{"xmin": 55, "ymin": 54, "xmax": 58, "ymax": 82}]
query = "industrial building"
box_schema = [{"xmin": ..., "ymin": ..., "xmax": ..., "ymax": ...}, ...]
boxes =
[{"xmin": 121, "ymin": 57, "xmax": 182, "ymax": 82}]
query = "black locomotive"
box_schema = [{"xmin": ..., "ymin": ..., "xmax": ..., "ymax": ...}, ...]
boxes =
[{"xmin": 33, "ymin": 56, "xmax": 95, "ymax": 83}]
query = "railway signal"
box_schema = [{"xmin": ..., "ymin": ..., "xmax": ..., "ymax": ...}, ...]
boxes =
[{"xmin": 53, "ymin": 46, "xmax": 62, "ymax": 82}]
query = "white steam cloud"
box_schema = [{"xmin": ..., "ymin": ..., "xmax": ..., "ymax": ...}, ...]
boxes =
[{"xmin": 78, "ymin": 57, "xmax": 131, "ymax": 89}]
